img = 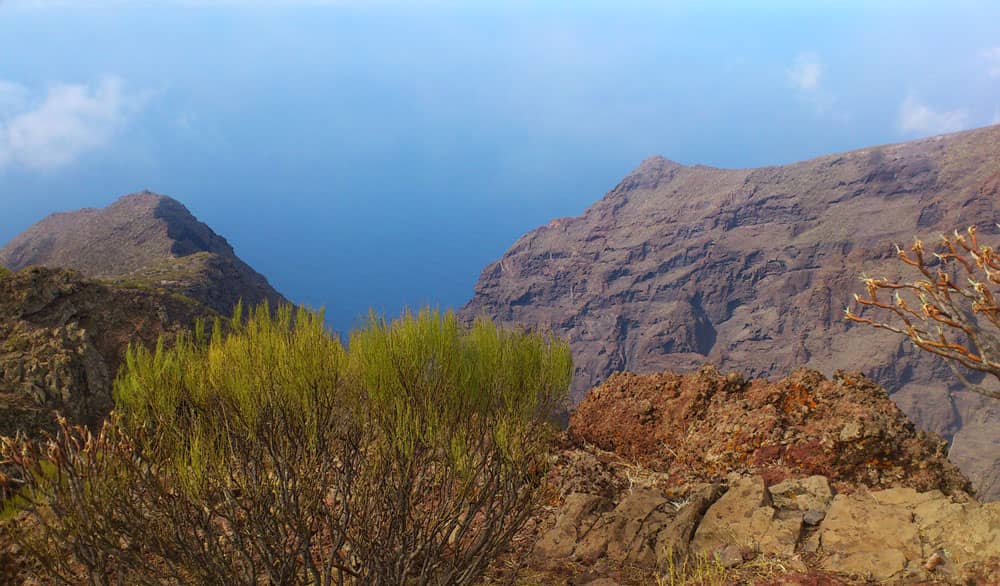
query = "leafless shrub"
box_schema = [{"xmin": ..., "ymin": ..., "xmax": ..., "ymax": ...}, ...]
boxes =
[{"xmin": 846, "ymin": 225, "xmax": 1000, "ymax": 399}]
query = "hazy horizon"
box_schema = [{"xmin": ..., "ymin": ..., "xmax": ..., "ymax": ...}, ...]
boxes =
[{"xmin": 2, "ymin": 0, "xmax": 999, "ymax": 333}]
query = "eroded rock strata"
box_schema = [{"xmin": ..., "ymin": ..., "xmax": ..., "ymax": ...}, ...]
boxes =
[
  {"xmin": 463, "ymin": 125, "xmax": 1000, "ymax": 499},
  {"xmin": 0, "ymin": 267, "xmax": 214, "ymax": 436}
]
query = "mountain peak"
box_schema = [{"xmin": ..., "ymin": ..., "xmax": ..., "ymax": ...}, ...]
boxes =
[
  {"xmin": 0, "ymin": 192, "xmax": 285, "ymax": 314},
  {"xmin": 462, "ymin": 124, "xmax": 1000, "ymax": 499},
  {"xmin": 636, "ymin": 155, "xmax": 683, "ymax": 171},
  {"xmin": 629, "ymin": 155, "xmax": 686, "ymax": 179}
]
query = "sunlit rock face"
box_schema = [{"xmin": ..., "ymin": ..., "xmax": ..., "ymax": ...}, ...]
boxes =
[{"xmin": 463, "ymin": 124, "xmax": 1000, "ymax": 499}]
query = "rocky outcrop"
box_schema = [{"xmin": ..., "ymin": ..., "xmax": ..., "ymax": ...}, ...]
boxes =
[
  {"xmin": 0, "ymin": 267, "xmax": 214, "ymax": 436},
  {"xmin": 515, "ymin": 367, "xmax": 1000, "ymax": 584},
  {"xmin": 528, "ymin": 456, "xmax": 1000, "ymax": 584},
  {"xmin": 0, "ymin": 191, "xmax": 286, "ymax": 315},
  {"xmin": 690, "ymin": 475, "xmax": 804, "ymax": 559},
  {"xmin": 462, "ymin": 125, "xmax": 1000, "ymax": 498},
  {"xmin": 534, "ymin": 484, "xmax": 724, "ymax": 570},
  {"xmin": 568, "ymin": 367, "xmax": 969, "ymax": 496}
]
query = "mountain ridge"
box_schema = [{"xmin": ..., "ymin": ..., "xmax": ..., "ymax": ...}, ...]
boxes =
[
  {"xmin": 462, "ymin": 123, "xmax": 1000, "ymax": 499},
  {"xmin": 0, "ymin": 191, "xmax": 287, "ymax": 315}
]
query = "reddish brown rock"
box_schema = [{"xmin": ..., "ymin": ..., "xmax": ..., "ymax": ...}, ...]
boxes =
[{"xmin": 567, "ymin": 367, "xmax": 970, "ymax": 495}]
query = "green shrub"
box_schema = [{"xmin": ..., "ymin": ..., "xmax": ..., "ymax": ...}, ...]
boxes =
[
  {"xmin": 0, "ymin": 266, "xmax": 10, "ymax": 279},
  {"xmin": 2, "ymin": 304, "xmax": 571, "ymax": 586}
]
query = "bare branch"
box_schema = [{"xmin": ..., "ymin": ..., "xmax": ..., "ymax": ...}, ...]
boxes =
[{"xmin": 847, "ymin": 227, "xmax": 1000, "ymax": 400}]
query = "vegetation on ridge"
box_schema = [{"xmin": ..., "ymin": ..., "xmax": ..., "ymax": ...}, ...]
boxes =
[{"xmin": 1, "ymin": 304, "xmax": 572, "ymax": 585}]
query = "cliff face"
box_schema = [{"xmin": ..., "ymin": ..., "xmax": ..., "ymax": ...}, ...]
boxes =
[
  {"xmin": 0, "ymin": 267, "xmax": 215, "ymax": 437},
  {"xmin": 462, "ymin": 124, "xmax": 1000, "ymax": 499},
  {"xmin": 0, "ymin": 192, "xmax": 286, "ymax": 315}
]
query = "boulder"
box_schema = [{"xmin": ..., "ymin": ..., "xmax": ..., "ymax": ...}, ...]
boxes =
[
  {"xmin": 818, "ymin": 491, "xmax": 920, "ymax": 580},
  {"xmin": 533, "ymin": 493, "xmax": 612, "ymax": 561},
  {"xmin": 653, "ymin": 483, "xmax": 725, "ymax": 567},
  {"xmin": 769, "ymin": 475, "xmax": 833, "ymax": 513},
  {"xmin": 817, "ymin": 486, "xmax": 1000, "ymax": 582},
  {"xmin": 533, "ymin": 482, "xmax": 725, "ymax": 571},
  {"xmin": 690, "ymin": 475, "xmax": 803, "ymax": 558},
  {"xmin": 577, "ymin": 487, "xmax": 669, "ymax": 565}
]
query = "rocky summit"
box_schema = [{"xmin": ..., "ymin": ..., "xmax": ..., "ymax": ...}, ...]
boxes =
[
  {"xmin": 0, "ymin": 191, "xmax": 286, "ymax": 315},
  {"xmin": 462, "ymin": 125, "xmax": 1000, "ymax": 499}
]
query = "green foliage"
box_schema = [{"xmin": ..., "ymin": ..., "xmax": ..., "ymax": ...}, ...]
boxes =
[
  {"xmin": 657, "ymin": 551, "xmax": 728, "ymax": 586},
  {"xmin": 347, "ymin": 309, "xmax": 570, "ymax": 467},
  {"xmin": 114, "ymin": 304, "xmax": 345, "ymax": 486},
  {"xmin": 4, "ymin": 303, "xmax": 571, "ymax": 585},
  {"xmin": 0, "ymin": 265, "xmax": 10, "ymax": 279},
  {"xmin": 106, "ymin": 277, "xmax": 203, "ymax": 308}
]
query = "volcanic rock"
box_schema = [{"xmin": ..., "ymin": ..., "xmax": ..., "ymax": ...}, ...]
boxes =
[
  {"xmin": 522, "ymin": 372, "xmax": 1000, "ymax": 584},
  {"xmin": 690, "ymin": 475, "xmax": 804, "ymax": 559},
  {"xmin": 0, "ymin": 191, "xmax": 286, "ymax": 315},
  {"xmin": 0, "ymin": 266, "xmax": 214, "ymax": 436},
  {"xmin": 568, "ymin": 367, "xmax": 970, "ymax": 495},
  {"xmin": 462, "ymin": 124, "xmax": 1000, "ymax": 498}
]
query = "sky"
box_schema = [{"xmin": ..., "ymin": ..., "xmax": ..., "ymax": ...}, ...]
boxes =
[{"xmin": 1, "ymin": 0, "xmax": 999, "ymax": 334}]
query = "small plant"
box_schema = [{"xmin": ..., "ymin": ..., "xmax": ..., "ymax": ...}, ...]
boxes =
[
  {"xmin": 657, "ymin": 551, "xmax": 728, "ymax": 586},
  {"xmin": 846, "ymin": 226, "xmax": 1000, "ymax": 399},
  {"xmin": 2, "ymin": 304, "xmax": 572, "ymax": 585},
  {"xmin": 0, "ymin": 265, "xmax": 10, "ymax": 279}
]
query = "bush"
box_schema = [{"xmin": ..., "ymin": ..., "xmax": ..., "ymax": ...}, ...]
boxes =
[
  {"xmin": 846, "ymin": 226, "xmax": 1000, "ymax": 399},
  {"xmin": 2, "ymin": 304, "xmax": 571, "ymax": 585}
]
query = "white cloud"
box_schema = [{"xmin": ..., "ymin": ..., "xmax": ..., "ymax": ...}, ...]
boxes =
[
  {"xmin": 983, "ymin": 47, "xmax": 1000, "ymax": 78},
  {"xmin": 785, "ymin": 52, "xmax": 845, "ymax": 119},
  {"xmin": 898, "ymin": 96, "xmax": 969, "ymax": 136},
  {"xmin": 787, "ymin": 53, "xmax": 822, "ymax": 91},
  {"xmin": 0, "ymin": 81, "xmax": 29, "ymax": 117},
  {"xmin": 0, "ymin": 76, "xmax": 145, "ymax": 171}
]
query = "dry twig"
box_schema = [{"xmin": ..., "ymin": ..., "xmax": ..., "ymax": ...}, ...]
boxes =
[{"xmin": 845, "ymin": 226, "xmax": 1000, "ymax": 399}]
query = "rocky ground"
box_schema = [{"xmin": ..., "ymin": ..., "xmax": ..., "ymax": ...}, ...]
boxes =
[
  {"xmin": 3, "ymin": 362, "xmax": 998, "ymax": 584},
  {"xmin": 568, "ymin": 366, "xmax": 968, "ymax": 495},
  {"xmin": 494, "ymin": 367, "xmax": 1000, "ymax": 585}
]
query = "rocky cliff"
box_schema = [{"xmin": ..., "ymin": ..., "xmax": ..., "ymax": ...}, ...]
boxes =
[
  {"xmin": 462, "ymin": 124, "xmax": 1000, "ymax": 499},
  {"xmin": 0, "ymin": 266, "xmax": 215, "ymax": 438},
  {"xmin": 0, "ymin": 191, "xmax": 286, "ymax": 315}
]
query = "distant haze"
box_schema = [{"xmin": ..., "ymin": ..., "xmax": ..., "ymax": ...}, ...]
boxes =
[{"xmin": 1, "ymin": 0, "xmax": 999, "ymax": 333}]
